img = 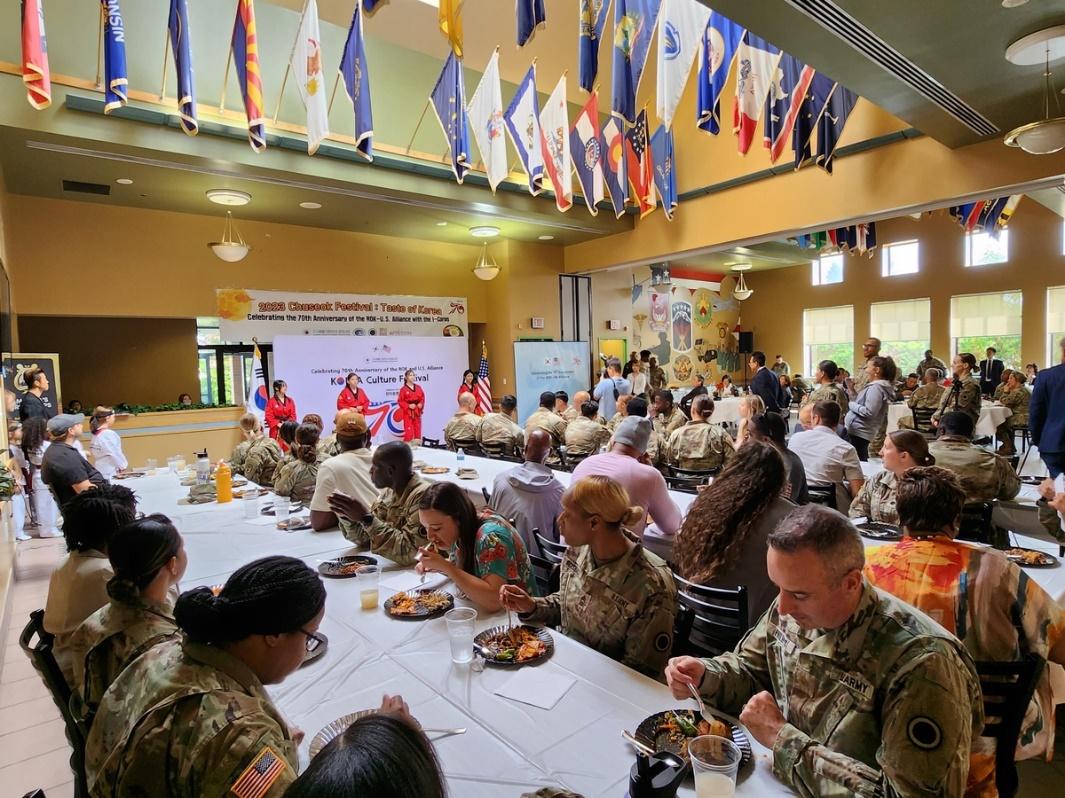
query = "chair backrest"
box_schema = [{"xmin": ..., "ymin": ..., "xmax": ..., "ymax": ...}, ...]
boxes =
[
  {"xmin": 667, "ymin": 465, "xmax": 721, "ymax": 481},
  {"xmin": 671, "ymin": 573, "xmax": 750, "ymax": 658},
  {"xmin": 664, "ymin": 476, "xmax": 700, "ymax": 494},
  {"xmin": 535, "ymin": 531, "xmax": 568, "ymax": 564},
  {"xmin": 911, "ymin": 406, "xmax": 937, "ymax": 434},
  {"xmin": 805, "ymin": 482, "xmax": 837, "ymax": 510},
  {"xmin": 527, "ymin": 528, "xmax": 561, "ymax": 596},
  {"xmin": 975, "ymin": 655, "xmax": 1045, "ymax": 798},
  {"xmin": 958, "ymin": 501, "xmax": 994, "ymax": 543},
  {"xmin": 421, "ymin": 437, "xmax": 444, "ymax": 449},
  {"xmin": 481, "ymin": 486, "xmax": 492, "ymax": 506}
]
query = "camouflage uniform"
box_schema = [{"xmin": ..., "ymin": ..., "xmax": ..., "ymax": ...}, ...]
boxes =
[
  {"xmin": 933, "ymin": 374, "xmax": 981, "ymax": 426},
  {"xmin": 317, "ymin": 434, "xmax": 341, "ymax": 459},
  {"xmin": 852, "ymin": 359, "xmax": 875, "ymax": 394},
  {"xmin": 521, "ymin": 541, "xmax": 677, "ymax": 679},
  {"xmin": 897, "ymin": 383, "xmax": 946, "ymax": 429},
  {"xmin": 653, "ymin": 406, "xmax": 688, "ymax": 439},
  {"xmin": 649, "ymin": 365, "xmax": 667, "ymax": 394},
  {"xmin": 477, "ymin": 412, "xmax": 524, "ymax": 456},
  {"xmin": 666, "ymin": 422, "xmax": 736, "ymax": 471},
  {"xmin": 524, "ymin": 409, "xmax": 568, "ymax": 466},
  {"xmin": 928, "ymin": 435, "xmax": 1021, "ymax": 503},
  {"xmin": 68, "ymin": 597, "xmax": 179, "ymax": 723},
  {"xmin": 997, "ymin": 386, "xmax": 1029, "ymax": 430},
  {"xmin": 771, "ymin": 361, "xmax": 792, "ymax": 377},
  {"xmin": 610, "ymin": 427, "xmax": 665, "ymax": 468},
  {"xmin": 696, "ymin": 582, "xmax": 982, "ymax": 798},
  {"xmin": 992, "ymin": 382, "xmax": 1009, "ymax": 403},
  {"xmin": 847, "ymin": 469, "xmax": 898, "ymax": 525},
  {"xmin": 340, "ymin": 474, "xmax": 431, "ymax": 566},
  {"xmin": 918, "ymin": 356, "xmax": 947, "ymax": 376},
  {"xmin": 444, "ymin": 411, "xmax": 482, "ymax": 451},
  {"xmin": 564, "ymin": 417, "xmax": 611, "ymax": 457},
  {"xmin": 605, "ymin": 412, "xmax": 627, "ymax": 435},
  {"xmin": 561, "ymin": 406, "xmax": 579, "ymax": 423},
  {"xmin": 229, "ymin": 439, "xmax": 252, "ymax": 476},
  {"xmin": 807, "ymin": 383, "xmax": 850, "ymax": 415},
  {"xmin": 242, "ymin": 436, "xmax": 282, "ymax": 487},
  {"xmin": 272, "ymin": 458, "xmax": 319, "ymax": 503},
  {"xmin": 86, "ymin": 638, "xmax": 297, "ymax": 798}
]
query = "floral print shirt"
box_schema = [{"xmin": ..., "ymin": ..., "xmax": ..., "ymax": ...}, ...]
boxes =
[{"xmin": 462, "ymin": 511, "xmax": 538, "ymax": 596}]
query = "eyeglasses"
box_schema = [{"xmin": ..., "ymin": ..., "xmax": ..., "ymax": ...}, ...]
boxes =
[{"xmin": 300, "ymin": 628, "xmax": 327, "ymax": 653}]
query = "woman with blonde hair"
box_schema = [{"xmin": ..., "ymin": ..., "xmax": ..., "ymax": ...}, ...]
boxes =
[
  {"xmin": 499, "ymin": 475, "xmax": 678, "ymax": 678},
  {"xmin": 734, "ymin": 393, "xmax": 765, "ymax": 447},
  {"xmin": 89, "ymin": 406, "xmax": 128, "ymax": 480}
]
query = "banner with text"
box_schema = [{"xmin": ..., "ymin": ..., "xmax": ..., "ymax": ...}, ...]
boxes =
[
  {"xmin": 513, "ymin": 341, "xmax": 591, "ymax": 423},
  {"xmin": 4, "ymin": 353, "xmax": 62, "ymax": 416},
  {"xmin": 217, "ymin": 289, "xmax": 469, "ymax": 342},
  {"xmin": 272, "ymin": 335, "xmax": 468, "ymax": 442}
]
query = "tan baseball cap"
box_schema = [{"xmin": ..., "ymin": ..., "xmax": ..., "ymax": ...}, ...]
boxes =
[{"xmin": 336, "ymin": 411, "xmax": 369, "ymax": 440}]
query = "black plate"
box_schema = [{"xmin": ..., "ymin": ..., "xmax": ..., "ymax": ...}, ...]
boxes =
[
  {"xmin": 634, "ymin": 709, "xmax": 753, "ymax": 768},
  {"xmin": 857, "ymin": 521, "xmax": 902, "ymax": 541},
  {"xmin": 473, "ymin": 624, "xmax": 553, "ymax": 667},
  {"xmin": 383, "ymin": 589, "xmax": 455, "ymax": 620},
  {"xmin": 1003, "ymin": 547, "xmax": 1060, "ymax": 568},
  {"xmin": 277, "ymin": 516, "xmax": 312, "ymax": 531},
  {"xmin": 317, "ymin": 554, "xmax": 378, "ymax": 578},
  {"xmin": 260, "ymin": 502, "xmax": 303, "ymax": 516},
  {"xmin": 302, "ymin": 632, "xmax": 328, "ymax": 667}
]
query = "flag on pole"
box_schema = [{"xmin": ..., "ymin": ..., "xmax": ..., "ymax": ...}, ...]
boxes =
[
  {"xmin": 21, "ymin": 0, "xmax": 51, "ymax": 110},
  {"xmin": 439, "ymin": 0, "xmax": 463, "ymax": 58},
  {"xmin": 993, "ymin": 195, "xmax": 1022, "ymax": 236},
  {"xmin": 696, "ymin": 11, "xmax": 742, "ymax": 135},
  {"xmin": 503, "ymin": 65, "xmax": 544, "ymax": 196},
  {"xmin": 467, "ymin": 50, "xmax": 507, "ymax": 193},
  {"xmin": 571, "ymin": 90, "xmax": 604, "ymax": 216},
  {"xmin": 362, "ymin": 0, "xmax": 388, "ymax": 14},
  {"xmin": 611, "ymin": 0, "xmax": 661, "ymax": 124},
  {"xmin": 517, "ymin": 0, "xmax": 546, "ymax": 46},
  {"xmin": 816, "ymin": 84, "xmax": 857, "ymax": 173},
  {"xmin": 291, "ymin": 0, "xmax": 329, "ymax": 155},
  {"xmin": 339, "ymin": 1, "xmax": 373, "ymax": 160},
  {"xmin": 602, "ymin": 116, "xmax": 626, "ymax": 219},
  {"xmin": 540, "ymin": 73, "xmax": 573, "ymax": 212},
  {"xmin": 764, "ymin": 53, "xmax": 814, "ymax": 163},
  {"xmin": 625, "ymin": 109, "xmax": 656, "ymax": 218},
  {"xmin": 245, "ymin": 344, "xmax": 267, "ymax": 422},
  {"xmin": 168, "ymin": 0, "xmax": 198, "ymax": 135},
  {"xmin": 473, "ymin": 342, "xmax": 492, "ymax": 416},
  {"xmin": 792, "ymin": 72, "xmax": 835, "ymax": 169},
  {"xmin": 657, "ymin": 0, "xmax": 710, "ymax": 130},
  {"xmin": 733, "ymin": 31, "xmax": 781, "ymax": 154},
  {"xmin": 430, "ymin": 51, "xmax": 472, "ymax": 184},
  {"xmin": 231, "ymin": 0, "xmax": 266, "ymax": 152},
  {"xmin": 650, "ymin": 125, "xmax": 676, "ymax": 220},
  {"xmin": 578, "ymin": 0, "xmax": 611, "ymax": 93},
  {"xmin": 101, "ymin": 1, "xmax": 128, "ymax": 114}
]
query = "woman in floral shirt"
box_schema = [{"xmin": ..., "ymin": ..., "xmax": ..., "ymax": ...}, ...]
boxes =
[{"xmin": 416, "ymin": 481, "xmax": 537, "ymax": 610}]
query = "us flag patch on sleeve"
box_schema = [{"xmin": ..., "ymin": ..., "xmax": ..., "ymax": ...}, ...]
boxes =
[{"xmin": 231, "ymin": 746, "xmax": 287, "ymax": 798}]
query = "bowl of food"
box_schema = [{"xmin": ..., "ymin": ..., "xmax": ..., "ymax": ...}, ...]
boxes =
[
  {"xmin": 634, "ymin": 709, "xmax": 752, "ymax": 767},
  {"xmin": 473, "ymin": 625, "xmax": 552, "ymax": 667},
  {"xmin": 384, "ymin": 589, "xmax": 454, "ymax": 619}
]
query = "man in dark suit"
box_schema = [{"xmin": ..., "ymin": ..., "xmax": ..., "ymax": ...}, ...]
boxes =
[
  {"xmin": 1031, "ymin": 337, "xmax": 1065, "ymax": 477},
  {"xmin": 749, "ymin": 351, "xmax": 786, "ymax": 414},
  {"xmin": 979, "ymin": 346, "xmax": 1004, "ymax": 397}
]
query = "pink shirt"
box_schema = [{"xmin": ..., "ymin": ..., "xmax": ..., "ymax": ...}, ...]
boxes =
[{"xmin": 571, "ymin": 451, "xmax": 682, "ymax": 536}]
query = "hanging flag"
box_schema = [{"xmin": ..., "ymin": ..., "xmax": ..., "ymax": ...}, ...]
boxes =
[
  {"xmin": 657, "ymin": 0, "xmax": 710, "ymax": 130},
  {"xmin": 517, "ymin": 0, "xmax": 546, "ymax": 46},
  {"xmin": 503, "ymin": 65, "xmax": 544, "ymax": 196},
  {"xmin": 339, "ymin": 2, "xmax": 372, "ymax": 160},
  {"xmin": 473, "ymin": 342, "xmax": 493, "ymax": 416},
  {"xmin": 231, "ymin": 0, "xmax": 266, "ymax": 152},
  {"xmin": 101, "ymin": 1, "xmax": 128, "ymax": 114},
  {"xmin": 467, "ymin": 49, "xmax": 507, "ymax": 192},
  {"xmin": 650, "ymin": 125, "xmax": 676, "ymax": 220},
  {"xmin": 571, "ymin": 91, "xmax": 604, "ymax": 216},
  {"xmin": 602, "ymin": 116, "xmax": 627, "ymax": 219},
  {"xmin": 540, "ymin": 74, "xmax": 573, "ymax": 212},
  {"xmin": 816, "ymin": 84, "xmax": 857, "ymax": 173},
  {"xmin": 994, "ymin": 195, "xmax": 1022, "ymax": 236},
  {"xmin": 978, "ymin": 197, "xmax": 1009, "ymax": 236},
  {"xmin": 290, "ymin": 0, "xmax": 329, "ymax": 155},
  {"xmin": 578, "ymin": 0, "xmax": 611, "ymax": 93},
  {"xmin": 696, "ymin": 11, "xmax": 743, "ymax": 135},
  {"xmin": 430, "ymin": 51, "xmax": 472, "ymax": 184},
  {"xmin": 21, "ymin": 0, "xmax": 51, "ymax": 110},
  {"xmin": 792, "ymin": 72, "xmax": 835, "ymax": 169},
  {"xmin": 362, "ymin": 0, "xmax": 388, "ymax": 14},
  {"xmin": 764, "ymin": 53, "xmax": 814, "ymax": 163},
  {"xmin": 612, "ymin": 0, "xmax": 662, "ymax": 124},
  {"xmin": 733, "ymin": 31, "xmax": 781, "ymax": 155},
  {"xmin": 624, "ymin": 109, "xmax": 656, "ymax": 218},
  {"xmin": 439, "ymin": 0, "xmax": 463, "ymax": 58},
  {"xmin": 245, "ymin": 343, "xmax": 268, "ymax": 422},
  {"xmin": 168, "ymin": 0, "xmax": 197, "ymax": 135}
]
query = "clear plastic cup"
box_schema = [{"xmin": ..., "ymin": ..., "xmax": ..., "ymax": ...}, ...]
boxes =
[
  {"xmin": 243, "ymin": 491, "xmax": 259, "ymax": 519},
  {"xmin": 167, "ymin": 456, "xmax": 178, "ymax": 474},
  {"xmin": 444, "ymin": 607, "xmax": 477, "ymax": 664},
  {"xmin": 146, "ymin": 458, "xmax": 158, "ymax": 471},
  {"xmin": 690, "ymin": 735, "xmax": 741, "ymax": 798},
  {"xmin": 358, "ymin": 565, "xmax": 380, "ymax": 610},
  {"xmin": 273, "ymin": 496, "xmax": 290, "ymax": 523}
]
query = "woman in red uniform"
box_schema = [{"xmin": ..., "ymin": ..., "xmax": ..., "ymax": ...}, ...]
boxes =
[
  {"xmin": 337, "ymin": 372, "xmax": 370, "ymax": 414},
  {"xmin": 265, "ymin": 379, "xmax": 298, "ymax": 441},
  {"xmin": 457, "ymin": 369, "xmax": 476, "ymax": 404},
  {"xmin": 397, "ymin": 369, "xmax": 425, "ymax": 443}
]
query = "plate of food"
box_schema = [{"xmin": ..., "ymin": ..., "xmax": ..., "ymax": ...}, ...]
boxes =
[
  {"xmin": 301, "ymin": 632, "xmax": 328, "ymax": 668},
  {"xmin": 634, "ymin": 709, "xmax": 753, "ymax": 768},
  {"xmin": 113, "ymin": 471, "xmax": 145, "ymax": 480},
  {"xmin": 474, "ymin": 625, "xmax": 553, "ymax": 667},
  {"xmin": 1019, "ymin": 475, "xmax": 1045, "ymax": 486},
  {"xmin": 277, "ymin": 516, "xmax": 312, "ymax": 531},
  {"xmin": 384, "ymin": 589, "xmax": 454, "ymax": 620},
  {"xmin": 1003, "ymin": 547, "xmax": 1059, "ymax": 568},
  {"xmin": 421, "ymin": 466, "xmax": 450, "ymax": 475},
  {"xmin": 317, "ymin": 554, "xmax": 379, "ymax": 578},
  {"xmin": 260, "ymin": 502, "xmax": 304, "ymax": 516},
  {"xmin": 232, "ymin": 487, "xmax": 269, "ymax": 499},
  {"xmin": 456, "ymin": 468, "xmax": 479, "ymax": 480},
  {"xmin": 309, "ymin": 709, "xmax": 377, "ymax": 758},
  {"xmin": 856, "ymin": 521, "xmax": 903, "ymax": 541}
]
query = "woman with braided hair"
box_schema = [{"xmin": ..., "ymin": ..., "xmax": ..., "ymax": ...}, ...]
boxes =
[{"xmin": 273, "ymin": 423, "xmax": 322, "ymax": 503}]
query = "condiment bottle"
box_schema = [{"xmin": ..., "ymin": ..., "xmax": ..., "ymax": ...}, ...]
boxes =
[{"xmin": 215, "ymin": 461, "xmax": 233, "ymax": 504}]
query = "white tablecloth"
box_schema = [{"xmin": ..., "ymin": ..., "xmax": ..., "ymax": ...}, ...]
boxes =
[{"xmin": 886, "ymin": 402, "xmax": 1011, "ymax": 437}]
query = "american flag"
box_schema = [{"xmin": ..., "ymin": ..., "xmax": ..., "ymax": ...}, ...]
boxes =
[
  {"xmin": 231, "ymin": 746, "xmax": 286, "ymax": 798},
  {"xmin": 473, "ymin": 342, "xmax": 493, "ymax": 415}
]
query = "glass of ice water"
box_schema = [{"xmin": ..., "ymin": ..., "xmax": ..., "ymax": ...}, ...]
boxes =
[
  {"xmin": 689, "ymin": 735, "xmax": 741, "ymax": 798},
  {"xmin": 444, "ymin": 607, "xmax": 477, "ymax": 664}
]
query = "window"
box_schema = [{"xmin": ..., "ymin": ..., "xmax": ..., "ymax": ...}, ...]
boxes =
[
  {"xmin": 803, "ymin": 305, "xmax": 854, "ymax": 375},
  {"xmin": 195, "ymin": 318, "xmax": 259, "ymax": 405},
  {"xmin": 964, "ymin": 230, "xmax": 1009, "ymax": 267},
  {"xmin": 881, "ymin": 240, "xmax": 919, "ymax": 277},
  {"xmin": 871, "ymin": 299, "xmax": 930, "ymax": 373},
  {"xmin": 812, "ymin": 253, "xmax": 843, "ymax": 286},
  {"xmin": 950, "ymin": 291, "xmax": 1022, "ymax": 368},
  {"xmin": 1049, "ymin": 287, "xmax": 1065, "ymax": 366}
]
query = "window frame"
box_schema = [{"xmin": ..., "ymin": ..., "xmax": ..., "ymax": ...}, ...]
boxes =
[
  {"xmin": 880, "ymin": 239, "xmax": 920, "ymax": 277},
  {"xmin": 812, "ymin": 253, "xmax": 844, "ymax": 286},
  {"xmin": 963, "ymin": 229, "xmax": 1009, "ymax": 268}
]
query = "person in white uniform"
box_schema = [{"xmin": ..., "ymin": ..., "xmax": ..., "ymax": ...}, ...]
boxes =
[
  {"xmin": 89, "ymin": 406, "xmax": 128, "ymax": 480},
  {"xmin": 22, "ymin": 416, "xmax": 61, "ymax": 537}
]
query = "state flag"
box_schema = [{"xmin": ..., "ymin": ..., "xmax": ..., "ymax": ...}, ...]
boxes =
[
  {"xmin": 338, "ymin": 1, "xmax": 373, "ymax": 160},
  {"xmin": 540, "ymin": 73, "xmax": 573, "ymax": 212},
  {"xmin": 430, "ymin": 51, "xmax": 472, "ymax": 183},
  {"xmin": 624, "ymin": 110, "xmax": 656, "ymax": 218},
  {"xmin": 764, "ymin": 53, "xmax": 814, "ymax": 163},
  {"xmin": 290, "ymin": 0, "xmax": 329, "ymax": 155},
  {"xmin": 792, "ymin": 72, "xmax": 835, "ymax": 169},
  {"xmin": 650, "ymin": 125, "xmax": 676, "ymax": 220},
  {"xmin": 467, "ymin": 49, "xmax": 507, "ymax": 192},
  {"xmin": 656, "ymin": 0, "xmax": 710, "ymax": 130},
  {"xmin": 578, "ymin": 0, "xmax": 611, "ymax": 93},
  {"xmin": 517, "ymin": 0, "xmax": 546, "ymax": 47},
  {"xmin": 696, "ymin": 11, "xmax": 742, "ymax": 135},
  {"xmin": 602, "ymin": 117, "xmax": 626, "ymax": 219},
  {"xmin": 503, "ymin": 65, "xmax": 545, "ymax": 196},
  {"xmin": 21, "ymin": 0, "xmax": 51, "ymax": 110},
  {"xmin": 168, "ymin": 0, "xmax": 198, "ymax": 134},
  {"xmin": 571, "ymin": 90, "xmax": 604, "ymax": 216},
  {"xmin": 101, "ymin": 0, "xmax": 128, "ymax": 114},
  {"xmin": 612, "ymin": 0, "xmax": 661, "ymax": 124},
  {"xmin": 231, "ymin": 0, "xmax": 267, "ymax": 152},
  {"xmin": 816, "ymin": 84, "xmax": 858, "ymax": 173},
  {"xmin": 733, "ymin": 31, "xmax": 781, "ymax": 155}
]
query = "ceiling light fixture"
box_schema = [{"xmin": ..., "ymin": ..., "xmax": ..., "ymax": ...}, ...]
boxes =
[
  {"xmin": 1001, "ymin": 0, "xmax": 1028, "ymax": 8},
  {"xmin": 1004, "ymin": 32, "xmax": 1065, "ymax": 154},
  {"xmin": 115, "ymin": 178, "xmax": 133, "ymax": 185},
  {"xmin": 472, "ymin": 242, "xmax": 500, "ymax": 281},
  {"xmin": 731, "ymin": 264, "xmax": 754, "ymax": 301},
  {"xmin": 436, "ymin": 221, "xmax": 448, "ymax": 227},
  {"xmin": 206, "ymin": 188, "xmax": 252, "ymax": 206},
  {"xmin": 538, "ymin": 235, "xmax": 554, "ymax": 241},
  {"xmin": 299, "ymin": 201, "xmax": 322, "ymax": 209},
  {"xmin": 469, "ymin": 225, "xmax": 500, "ymax": 238},
  {"xmin": 208, "ymin": 211, "xmax": 251, "ymax": 262}
]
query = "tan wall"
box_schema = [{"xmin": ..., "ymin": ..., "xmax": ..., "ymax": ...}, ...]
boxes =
[
  {"xmin": 81, "ymin": 406, "xmax": 244, "ymax": 469},
  {"xmin": 739, "ymin": 202, "xmax": 1065, "ymax": 374}
]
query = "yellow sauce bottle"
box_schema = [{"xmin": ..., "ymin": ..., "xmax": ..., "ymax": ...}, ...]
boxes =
[{"xmin": 215, "ymin": 460, "xmax": 233, "ymax": 504}]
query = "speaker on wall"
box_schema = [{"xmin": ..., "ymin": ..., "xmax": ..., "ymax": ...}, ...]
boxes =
[{"xmin": 738, "ymin": 331, "xmax": 754, "ymax": 352}]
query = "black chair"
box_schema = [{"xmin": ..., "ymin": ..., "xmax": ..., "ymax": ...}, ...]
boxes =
[
  {"xmin": 958, "ymin": 501, "xmax": 995, "ymax": 544},
  {"xmin": 806, "ymin": 482, "xmax": 837, "ymax": 510},
  {"xmin": 666, "ymin": 465, "xmax": 719, "ymax": 491},
  {"xmin": 563, "ymin": 451, "xmax": 592, "ymax": 470},
  {"xmin": 19, "ymin": 611, "xmax": 88, "ymax": 797},
  {"xmin": 481, "ymin": 486, "xmax": 491, "ymax": 506},
  {"xmin": 527, "ymin": 528, "xmax": 561, "ymax": 596},
  {"xmin": 421, "ymin": 437, "xmax": 445, "ymax": 449},
  {"xmin": 671, "ymin": 573, "xmax": 750, "ymax": 658},
  {"xmin": 535, "ymin": 531, "xmax": 568, "ymax": 564},
  {"xmin": 911, "ymin": 406, "xmax": 937, "ymax": 437},
  {"xmin": 664, "ymin": 476, "xmax": 701, "ymax": 494},
  {"xmin": 1013, "ymin": 424, "xmax": 1030, "ymax": 453},
  {"xmin": 975, "ymin": 655, "xmax": 1045, "ymax": 798}
]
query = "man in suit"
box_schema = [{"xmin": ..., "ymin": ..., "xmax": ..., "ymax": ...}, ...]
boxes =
[
  {"xmin": 979, "ymin": 346, "xmax": 1004, "ymax": 397},
  {"xmin": 1031, "ymin": 336, "xmax": 1065, "ymax": 477},
  {"xmin": 749, "ymin": 351, "xmax": 786, "ymax": 414}
]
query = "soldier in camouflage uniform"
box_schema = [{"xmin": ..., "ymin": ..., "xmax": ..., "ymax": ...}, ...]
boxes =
[
  {"xmin": 852, "ymin": 338, "xmax": 881, "ymax": 395},
  {"xmin": 230, "ymin": 412, "xmax": 266, "ymax": 476},
  {"xmin": 933, "ymin": 353, "xmax": 982, "ymax": 427},
  {"xmin": 897, "ymin": 368, "xmax": 947, "ymax": 430},
  {"xmin": 929, "ymin": 412, "xmax": 1020, "ymax": 503},
  {"xmin": 331, "ymin": 441, "xmax": 431, "ymax": 566},
  {"xmin": 477, "ymin": 394, "xmax": 524, "ymax": 457},
  {"xmin": 605, "ymin": 394, "xmax": 632, "ymax": 435},
  {"xmin": 995, "ymin": 371, "xmax": 1030, "ymax": 455},
  {"xmin": 648, "ymin": 356, "xmax": 667, "ymax": 397},
  {"xmin": 651, "ymin": 390, "xmax": 687, "ymax": 439},
  {"xmin": 847, "ymin": 469, "xmax": 898, "ymax": 524},
  {"xmin": 564, "ymin": 400, "xmax": 611, "ymax": 458},
  {"xmin": 243, "ymin": 434, "xmax": 283, "ymax": 487},
  {"xmin": 804, "ymin": 360, "xmax": 849, "ymax": 415},
  {"xmin": 272, "ymin": 422, "xmax": 320, "ymax": 502},
  {"xmin": 666, "ymin": 395, "xmax": 736, "ymax": 471},
  {"xmin": 525, "ymin": 391, "xmax": 569, "ymax": 466},
  {"xmin": 560, "ymin": 390, "xmax": 588, "ymax": 423},
  {"xmin": 917, "ymin": 350, "xmax": 947, "ymax": 377},
  {"xmin": 666, "ymin": 505, "xmax": 982, "ymax": 798},
  {"xmin": 444, "ymin": 393, "xmax": 483, "ymax": 451},
  {"xmin": 992, "ymin": 369, "xmax": 1013, "ymax": 402}
]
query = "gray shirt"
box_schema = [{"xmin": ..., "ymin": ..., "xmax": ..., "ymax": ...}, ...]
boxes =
[
  {"xmin": 593, "ymin": 376, "xmax": 633, "ymax": 421},
  {"xmin": 489, "ymin": 462, "xmax": 566, "ymax": 553}
]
